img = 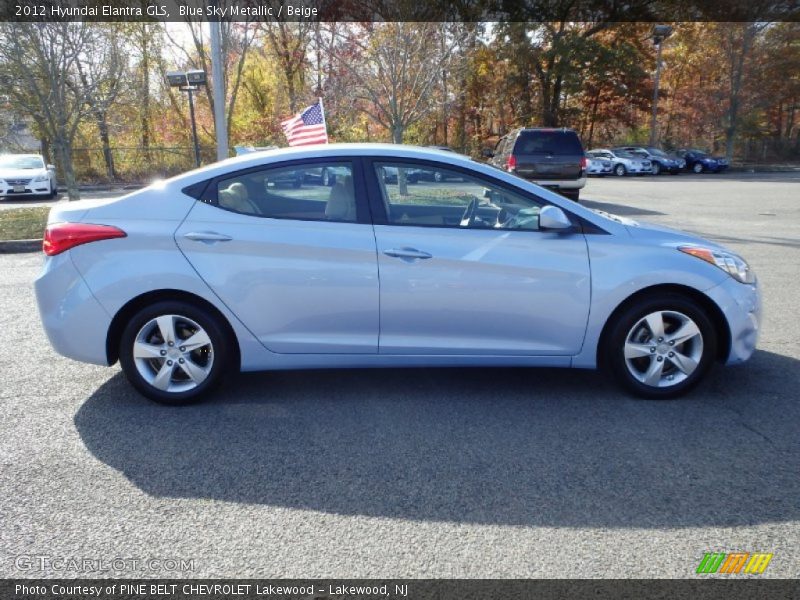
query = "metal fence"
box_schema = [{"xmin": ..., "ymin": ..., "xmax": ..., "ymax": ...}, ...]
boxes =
[{"xmin": 69, "ymin": 146, "xmax": 218, "ymax": 183}]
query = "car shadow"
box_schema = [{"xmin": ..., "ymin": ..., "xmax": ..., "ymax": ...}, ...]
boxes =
[{"xmin": 75, "ymin": 350, "xmax": 800, "ymax": 528}]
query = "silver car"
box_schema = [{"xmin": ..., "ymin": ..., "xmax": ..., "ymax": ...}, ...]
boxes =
[{"xmin": 35, "ymin": 144, "xmax": 761, "ymax": 405}]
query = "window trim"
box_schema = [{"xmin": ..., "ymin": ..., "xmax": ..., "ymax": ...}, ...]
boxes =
[
  {"xmin": 363, "ymin": 157, "xmax": 590, "ymax": 234},
  {"xmin": 194, "ymin": 156, "xmax": 372, "ymax": 225}
]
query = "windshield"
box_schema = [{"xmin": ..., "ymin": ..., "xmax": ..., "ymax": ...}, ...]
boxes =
[
  {"xmin": 0, "ymin": 155, "xmax": 44, "ymax": 169},
  {"xmin": 515, "ymin": 131, "xmax": 583, "ymax": 155},
  {"xmin": 646, "ymin": 148, "xmax": 668, "ymax": 157}
]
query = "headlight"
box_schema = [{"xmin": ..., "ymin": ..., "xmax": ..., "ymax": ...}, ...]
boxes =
[
  {"xmin": 32, "ymin": 174, "xmax": 48, "ymax": 182},
  {"xmin": 679, "ymin": 246, "xmax": 755, "ymax": 284}
]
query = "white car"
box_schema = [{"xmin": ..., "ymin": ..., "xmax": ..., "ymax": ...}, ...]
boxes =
[
  {"xmin": 585, "ymin": 154, "xmax": 614, "ymax": 177},
  {"xmin": 0, "ymin": 154, "xmax": 57, "ymax": 199},
  {"xmin": 587, "ymin": 149, "xmax": 652, "ymax": 177}
]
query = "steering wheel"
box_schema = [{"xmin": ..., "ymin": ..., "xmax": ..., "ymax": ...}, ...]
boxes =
[{"xmin": 460, "ymin": 197, "xmax": 479, "ymax": 228}]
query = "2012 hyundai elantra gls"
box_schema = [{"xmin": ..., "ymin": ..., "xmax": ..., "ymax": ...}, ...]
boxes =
[{"xmin": 34, "ymin": 144, "xmax": 761, "ymax": 405}]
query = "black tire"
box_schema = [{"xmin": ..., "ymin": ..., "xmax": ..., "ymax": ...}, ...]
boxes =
[
  {"xmin": 692, "ymin": 162, "xmax": 704, "ymax": 174},
  {"xmin": 604, "ymin": 294, "xmax": 717, "ymax": 399},
  {"xmin": 46, "ymin": 182, "xmax": 56, "ymax": 199},
  {"xmin": 561, "ymin": 189, "xmax": 580, "ymax": 202},
  {"xmin": 651, "ymin": 162, "xmax": 661, "ymax": 176},
  {"xmin": 614, "ymin": 164, "xmax": 627, "ymax": 177},
  {"xmin": 119, "ymin": 300, "xmax": 234, "ymax": 405}
]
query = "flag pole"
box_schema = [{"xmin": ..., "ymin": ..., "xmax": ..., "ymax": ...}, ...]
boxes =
[{"xmin": 318, "ymin": 97, "xmax": 328, "ymax": 144}]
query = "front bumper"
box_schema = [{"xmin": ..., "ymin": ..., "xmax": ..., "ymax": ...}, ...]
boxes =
[
  {"xmin": 0, "ymin": 182, "xmax": 51, "ymax": 196},
  {"xmin": 705, "ymin": 275, "xmax": 762, "ymax": 365},
  {"xmin": 34, "ymin": 252, "xmax": 112, "ymax": 366}
]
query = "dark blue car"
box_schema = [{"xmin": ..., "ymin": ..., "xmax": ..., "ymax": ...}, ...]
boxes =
[{"xmin": 676, "ymin": 149, "xmax": 729, "ymax": 174}]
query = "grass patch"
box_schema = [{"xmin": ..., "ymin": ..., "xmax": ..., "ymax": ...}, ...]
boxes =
[{"xmin": 0, "ymin": 207, "xmax": 50, "ymax": 240}]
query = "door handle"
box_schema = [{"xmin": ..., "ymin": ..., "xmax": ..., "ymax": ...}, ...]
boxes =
[
  {"xmin": 183, "ymin": 231, "xmax": 233, "ymax": 243},
  {"xmin": 383, "ymin": 247, "xmax": 433, "ymax": 260}
]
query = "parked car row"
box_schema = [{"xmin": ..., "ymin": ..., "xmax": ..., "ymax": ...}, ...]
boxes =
[
  {"xmin": 587, "ymin": 146, "xmax": 729, "ymax": 177},
  {"xmin": 480, "ymin": 128, "xmax": 731, "ymax": 203}
]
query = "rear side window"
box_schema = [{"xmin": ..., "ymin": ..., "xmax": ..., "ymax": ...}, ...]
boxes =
[{"xmin": 514, "ymin": 131, "xmax": 583, "ymax": 155}]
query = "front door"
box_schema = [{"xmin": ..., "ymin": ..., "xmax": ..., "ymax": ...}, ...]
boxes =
[{"xmin": 367, "ymin": 160, "xmax": 591, "ymax": 355}]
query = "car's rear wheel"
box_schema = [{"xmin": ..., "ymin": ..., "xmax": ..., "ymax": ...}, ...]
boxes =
[
  {"xmin": 605, "ymin": 294, "xmax": 717, "ymax": 399},
  {"xmin": 561, "ymin": 189, "xmax": 580, "ymax": 202},
  {"xmin": 119, "ymin": 301, "xmax": 232, "ymax": 405},
  {"xmin": 614, "ymin": 164, "xmax": 627, "ymax": 177}
]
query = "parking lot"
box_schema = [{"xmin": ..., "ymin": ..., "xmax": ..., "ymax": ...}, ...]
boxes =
[{"xmin": 1, "ymin": 172, "xmax": 798, "ymax": 578}]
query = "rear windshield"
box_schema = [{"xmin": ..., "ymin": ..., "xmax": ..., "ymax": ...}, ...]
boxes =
[{"xmin": 514, "ymin": 131, "xmax": 583, "ymax": 155}]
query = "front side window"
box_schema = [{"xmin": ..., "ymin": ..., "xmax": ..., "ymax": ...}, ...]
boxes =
[
  {"xmin": 374, "ymin": 162, "xmax": 545, "ymax": 231},
  {"xmin": 215, "ymin": 162, "xmax": 356, "ymax": 222}
]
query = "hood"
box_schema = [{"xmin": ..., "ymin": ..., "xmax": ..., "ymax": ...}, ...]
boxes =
[
  {"xmin": 0, "ymin": 167, "xmax": 47, "ymax": 179},
  {"xmin": 626, "ymin": 219, "xmax": 731, "ymax": 253}
]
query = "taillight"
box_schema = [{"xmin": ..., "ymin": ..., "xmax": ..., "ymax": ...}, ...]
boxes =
[
  {"xmin": 580, "ymin": 156, "xmax": 588, "ymax": 170},
  {"xmin": 506, "ymin": 155, "xmax": 517, "ymax": 171},
  {"xmin": 43, "ymin": 223, "xmax": 126, "ymax": 256}
]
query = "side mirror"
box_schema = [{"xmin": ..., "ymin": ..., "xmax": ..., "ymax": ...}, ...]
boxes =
[
  {"xmin": 539, "ymin": 205, "xmax": 572, "ymax": 230},
  {"xmin": 47, "ymin": 164, "xmax": 56, "ymax": 170},
  {"xmin": 481, "ymin": 148, "xmax": 494, "ymax": 158}
]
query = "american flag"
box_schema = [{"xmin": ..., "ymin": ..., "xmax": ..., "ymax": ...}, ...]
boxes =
[{"xmin": 280, "ymin": 101, "xmax": 328, "ymax": 146}]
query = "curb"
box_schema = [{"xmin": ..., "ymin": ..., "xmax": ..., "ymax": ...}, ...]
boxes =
[{"xmin": 0, "ymin": 238, "xmax": 42, "ymax": 254}]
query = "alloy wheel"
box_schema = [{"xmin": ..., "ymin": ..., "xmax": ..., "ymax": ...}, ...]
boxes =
[
  {"xmin": 623, "ymin": 310, "xmax": 704, "ymax": 388},
  {"xmin": 132, "ymin": 314, "xmax": 214, "ymax": 393}
]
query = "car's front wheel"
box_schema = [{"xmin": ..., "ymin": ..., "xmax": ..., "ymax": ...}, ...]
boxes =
[
  {"xmin": 651, "ymin": 162, "xmax": 661, "ymax": 176},
  {"xmin": 614, "ymin": 164, "xmax": 627, "ymax": 177},
  {"xmin": 605, "ymin": 294, "xmax": 717, "ymax": 399},
  {"xmin": 119, "ymin": 301, "xmax": 232, "ymax": 405},
  {"xmin": 692, "ymin": 162, "xmax": 704, "ymax": 174}
]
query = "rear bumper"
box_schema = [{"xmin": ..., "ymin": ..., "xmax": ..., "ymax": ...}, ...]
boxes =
[
  {"xmin": 34, "ymin": 253, "xmax": 111, "ymax": 366},
  {"xmin": 705, "ymin": 276, "xmax": 762, "ymax": 365},
  {"xmin": 525, "ymin": 176, "xmax": 587, "ymax": 191}
]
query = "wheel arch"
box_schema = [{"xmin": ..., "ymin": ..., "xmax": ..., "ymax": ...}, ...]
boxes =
[
  {"xmin": 106, "ymin": 289, "xmax": 241, "ymax": 368},
  {"xmin": 596, "ymin": 283, "xmax": 731, "ymax": 368}
]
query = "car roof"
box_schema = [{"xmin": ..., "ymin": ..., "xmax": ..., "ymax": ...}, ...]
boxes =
[{"xmin": 165, "ymin": 143, "xmax": 476, "ymax": 186}]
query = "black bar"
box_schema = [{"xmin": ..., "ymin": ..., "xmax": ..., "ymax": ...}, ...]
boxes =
[
  {"xmin": 1, "ymin": 0, "xmax": 799, "ymax": 22},
  {"xmin": 2, "ymin": 579, "xmax": 800, "ymax": 600}
]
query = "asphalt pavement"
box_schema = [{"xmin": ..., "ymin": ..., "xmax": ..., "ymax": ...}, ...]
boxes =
[{"xmin": 0, "ymin": 173, "xmax": 798, "ymax": 578}]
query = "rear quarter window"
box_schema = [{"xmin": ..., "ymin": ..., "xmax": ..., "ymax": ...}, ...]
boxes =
[{"xmin": 514, "ymin": 131, "xmax": 583, "ymax": 156}]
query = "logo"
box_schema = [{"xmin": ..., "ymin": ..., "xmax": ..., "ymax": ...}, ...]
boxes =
[{"xmin": 696, "ymin": 552, "xmax": 773, "ymax": 574}]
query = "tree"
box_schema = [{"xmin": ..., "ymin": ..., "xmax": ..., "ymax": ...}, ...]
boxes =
[
  {"xmin": 260, "ymin": 21, "xmax": 312, "ymax": 114},
  {"xmin": 0, "ymin": 23, "xmax": 111, "ymax": 200},
  {"xmin": 333, "ymin": 23, "xmax": 457, "ymax": 145},
  {"xmin": 720, "ymin": 22, "xmax": 768, "ymax": 160},
  {"xmin": 74, "ymin": 24, "xmax": 125, "ymax": 180},
  {"xmin": 165, "ymin": 13, "xmax": 256, "ymax": 146}
]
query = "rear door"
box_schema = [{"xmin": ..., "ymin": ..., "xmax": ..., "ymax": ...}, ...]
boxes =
[
  {"xmin": 513, "ymin": 130, "xmax": 584, "ymax": 180},
  {"xmin": 176, "ymin": 159, "xmax": 379, "ymax": 354}
]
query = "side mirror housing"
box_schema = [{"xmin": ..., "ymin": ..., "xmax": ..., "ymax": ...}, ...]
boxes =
[
  {"xmin": 481, "ymin": 148, "xmax": 494, "ymax": 158},
  {"xmin": 47, "ymin": 164, "xmax": 56, "ymax": 170},
  {"xmin": 539, "ymin": 205, "xmax": 572, "ymax": 230}
]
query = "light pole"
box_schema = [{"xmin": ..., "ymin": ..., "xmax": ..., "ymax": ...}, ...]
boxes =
[
  {"xmin": 649, "ymin": 24, "xmax": 672, "ymax": 147},
  {"xmin": 166, "ymin": 70, "xmax": 207, "ymax": 168}
]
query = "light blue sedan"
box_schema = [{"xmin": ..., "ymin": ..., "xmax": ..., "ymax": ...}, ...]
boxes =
[{"xmin": 35, "ymin": 144, "xmax": 761, "ymax": 404}]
